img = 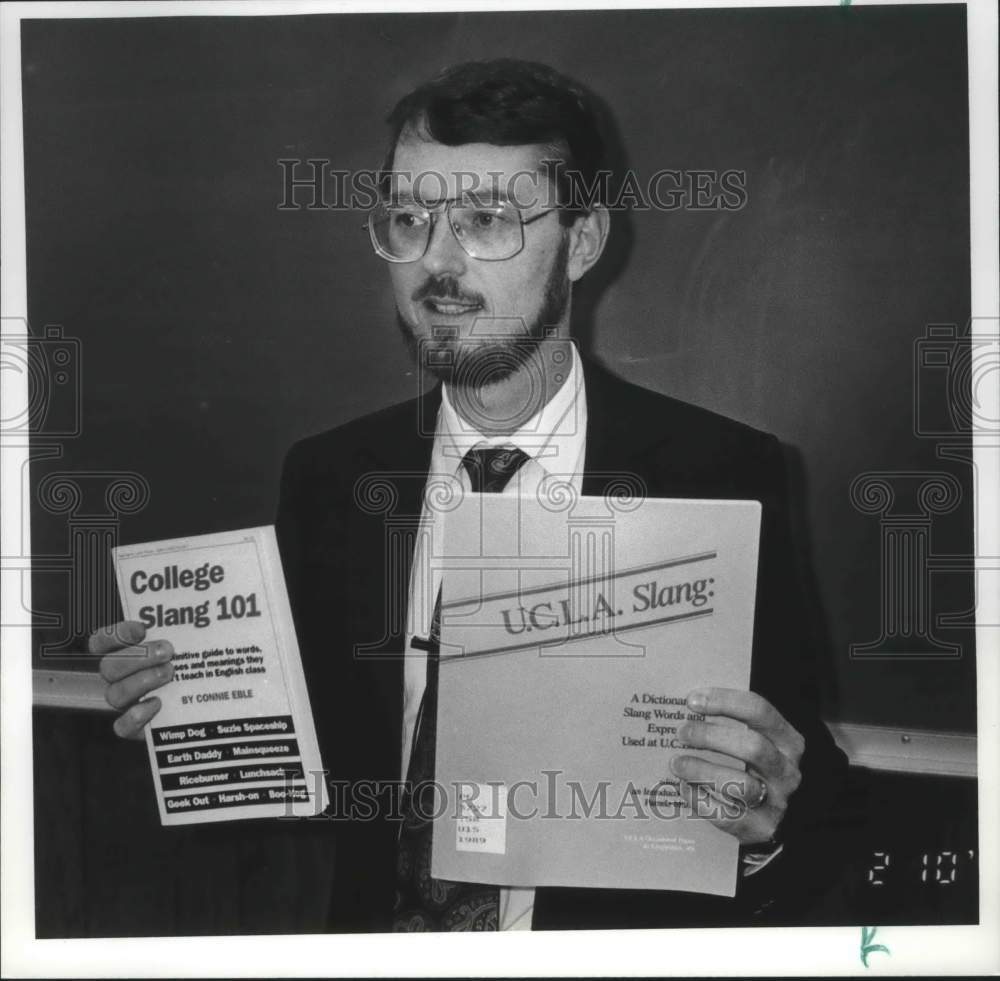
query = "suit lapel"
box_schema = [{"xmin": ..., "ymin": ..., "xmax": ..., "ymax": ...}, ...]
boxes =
[
  {"xmin": 581, "ymin": 357, "xmax": 671, "ymax": 496},
  {"xmin": 336, "ymin": 385, "xmax": 442, "ymax": 782}
]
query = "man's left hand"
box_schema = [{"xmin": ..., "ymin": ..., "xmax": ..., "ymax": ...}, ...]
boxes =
[{"xmin": 669, "ymin": 687, "xmax": 805, "ymax": 846}]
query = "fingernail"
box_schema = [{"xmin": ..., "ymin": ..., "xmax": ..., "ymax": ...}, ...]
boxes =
[
  {"xmin": 687, "ymin": 691, "xmax": 707, "ymax": 711},
  {"xmin": 124, "ymin": 621, "xmax": 146, "ymax": 643},
  {"xmin": 670, "ymin": 757, "xmax": 686, "ymax": 777}
]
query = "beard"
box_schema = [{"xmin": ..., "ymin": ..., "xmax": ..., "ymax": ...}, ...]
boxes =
[{"xmin": 396, "ymin": 234, "xmax": 571, "ymax": 390}]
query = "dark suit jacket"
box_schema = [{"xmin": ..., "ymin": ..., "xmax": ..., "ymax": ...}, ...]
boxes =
[{"xmin": 275, "ymin": 357, "xmax": 851, "ymax": 931}]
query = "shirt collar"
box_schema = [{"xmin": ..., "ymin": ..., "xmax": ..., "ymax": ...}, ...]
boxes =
[{"xmin": 435, "ymin": 344, "xmax": 586, "ymax": 477}]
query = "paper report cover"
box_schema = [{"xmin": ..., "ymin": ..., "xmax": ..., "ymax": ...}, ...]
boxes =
[
  {"xmin": 433, "ymin": 494, "xmax": 761, "ymax": 897},
  {"xmin": 113, "ymin": 526, "xmax": 328, "ymax": 824}
]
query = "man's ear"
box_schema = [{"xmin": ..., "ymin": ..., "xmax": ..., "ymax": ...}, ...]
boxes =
[{"xmin": 566, "ymin": 206, "xmax": 610, "ymax": 283}]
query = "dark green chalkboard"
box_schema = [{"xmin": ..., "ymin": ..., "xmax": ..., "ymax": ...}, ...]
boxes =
[{"xmin": 24, "ymin": 5, "xmax": 974, "ymax": 734}]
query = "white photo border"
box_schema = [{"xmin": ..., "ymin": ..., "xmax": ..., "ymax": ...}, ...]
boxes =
[{"xmin": 2, "ymin": 0, "xmax": 997, "ymax": 976}]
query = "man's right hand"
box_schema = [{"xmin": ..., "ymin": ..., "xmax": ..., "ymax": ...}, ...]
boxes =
[{"xmin": 89, "ymin": 620, "xmax": 174, "ymax": 740}]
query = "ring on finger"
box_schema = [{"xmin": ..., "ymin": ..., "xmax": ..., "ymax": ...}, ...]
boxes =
[{"xmin": 747, "ymin": 777, "xmax": 768, "ymax": 810}]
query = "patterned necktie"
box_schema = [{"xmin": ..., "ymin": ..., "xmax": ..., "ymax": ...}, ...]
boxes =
[{"xmin": 393, "ymin": 445, "xmax": 529, "ymax": 931}]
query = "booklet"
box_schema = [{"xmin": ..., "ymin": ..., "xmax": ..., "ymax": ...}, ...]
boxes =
[
  {"xmin": 432, "ymin": 494, "xmax": 761, "ymax": 897},
  {"xmin": 113, "ymin": 526, "xmax": 328, "ymax": 825}
]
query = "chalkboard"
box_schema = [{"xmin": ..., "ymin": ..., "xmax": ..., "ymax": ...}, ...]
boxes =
[{"xmin": 23, "ymin": 5, "xmax": 975, "ymax": 732}]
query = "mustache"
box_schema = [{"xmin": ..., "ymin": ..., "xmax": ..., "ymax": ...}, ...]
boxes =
[{"xmin": 412, "ymin": 276, "xmax": 485, "ymax": 307}]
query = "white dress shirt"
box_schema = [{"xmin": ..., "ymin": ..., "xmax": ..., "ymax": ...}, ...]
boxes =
[{"xmin": 401, "ymin": 345, "xmax": 586, "ymax": 931}]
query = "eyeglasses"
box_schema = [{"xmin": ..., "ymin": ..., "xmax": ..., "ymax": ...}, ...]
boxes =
[{"xmin": 366, "ymin": 199, "xmax": 559, "ymax": 263}]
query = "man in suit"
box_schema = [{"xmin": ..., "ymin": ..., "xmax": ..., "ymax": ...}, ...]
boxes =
[{"xmin": 92, "ymin": 58, "xmax": 850, "ymax": 931}]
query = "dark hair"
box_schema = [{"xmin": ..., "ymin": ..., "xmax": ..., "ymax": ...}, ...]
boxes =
[{"xmin": 380, "ymin": 59, "xmax": 607, "ymax": 220}]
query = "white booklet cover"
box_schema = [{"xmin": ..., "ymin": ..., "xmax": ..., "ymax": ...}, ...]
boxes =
[
  {"xmin": 433, "ymin": 494, "xmax": 761, "ymax": 897},
  {"xmin": 113, "ymin": 526, "xmax": 328, "ymax": 824}
]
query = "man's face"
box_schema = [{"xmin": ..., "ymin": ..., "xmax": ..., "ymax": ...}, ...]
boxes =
[{"xmin": 387, "ymin": 138, "xmax": 571, "ymax": 387}]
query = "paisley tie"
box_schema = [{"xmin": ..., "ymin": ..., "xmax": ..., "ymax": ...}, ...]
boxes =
[{"xmin": 393, "ymin": 445, "xmax": 529, "ymax": 931}]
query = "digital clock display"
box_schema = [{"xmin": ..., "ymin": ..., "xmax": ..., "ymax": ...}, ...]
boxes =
[
  {"xmin": 867, "ymin": 848, "xmax": 976, "ymax": 887},
  {"xmin": 838, "ymin": 771, "xmax": 978, "ymax": 924}
]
